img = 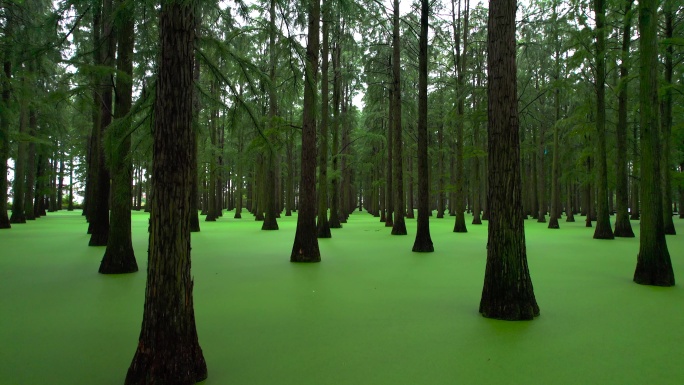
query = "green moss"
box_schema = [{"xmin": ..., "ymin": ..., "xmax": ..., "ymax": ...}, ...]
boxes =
[{"xmin": 1, "ymin": 211, "xmax": 683, "ymax": 384}]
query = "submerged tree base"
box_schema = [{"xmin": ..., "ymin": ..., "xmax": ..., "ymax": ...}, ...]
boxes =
[
  {"xmin": 548, "ymin": 217, "xmax": 559, "ymax": 229},
  {"xmin": 391, "ymin": 218, "xmax": 407, "ymax": 235},
  {"xmin": 634, "ymin": 253, "xmax": 675, "ymax": 287},
  {"xmin": 125, "ymin": 341, "xmax": 207, "ymax": 385},
  {"xmin": 613, "ymin": 219, "xmax": 635, "ymax": 237},
  {"xmin": 99, "ymin": 249, "xmax": 138, "ymax": 274}
]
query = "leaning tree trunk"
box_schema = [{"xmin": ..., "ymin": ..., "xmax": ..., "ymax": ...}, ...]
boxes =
[
  {"xmin": 391, "ymin": 0, "xmax": 406, "ymax": 236},
  {"xmin": 592, "ymin": 0, "xmax": 614, "ymax": 240},
  {"xmin": 291, "ymin": 0, "xmax": 321, "ymax": 262},
  {"xmin": 125, "ymin": 2, "xmax": 208, "ymax": 383},
  {"xmin": 633, "ymin": 0, "xmax": 674, "ymax": 286},
  {"xmin": 412, "ymin": 0, "xmax": 434, "ymax": 252},
  {"xmin": 613, "ymin": 0, "xmax": 635, "ymax": 237},
  {"xmin": 480, "ymin": 0, "xmax": 539, "ymax": 320},
  {"xmin": 100, "ymin": 0, "xmax": 138, "ymax": 274}
]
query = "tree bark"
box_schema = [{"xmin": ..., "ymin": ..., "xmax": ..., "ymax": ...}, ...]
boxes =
[
  {"xmin": 480, "ymin": 0, "xmax": 539, "ymax": 320},
  {"xmin": 633, "ymin": 0, "xmax": 674, "ymax": 286},
  {"xmin": 316, "ymin": 1, "xmax": 331, "ymax": 237},
  {"xmin": 291, "ymin": 0, "xmax": 321, "ymax": 262},
  {"xmin": 100, "ymin": 0, "xmax": 138, "ymax": 274},
  {"xmin": 0, "ymin": 3, "xmax": 12, "ymax": 228},
  {"xmin": 412, "ymin": 0, "xmax": 433, "ymax": 252},
  {"xmin": 613, "ymin": 0, "xmax": 635, "ymax": 237},
  {"xmin": 592, "ymin": 0, "xmax": 614, "ymax": 239},
  {"xmin": 660, "ymin": 0, "xmax": 675, "ymax": 235},
  {"xmin": 391, "ymin": 0, "xmax": 406, "ymax": 235},
  {"xmin": 125, "ymin": 2, "xmax": 208, "ymax": 382}
]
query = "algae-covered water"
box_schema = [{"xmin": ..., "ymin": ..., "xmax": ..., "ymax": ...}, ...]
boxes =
[{"xmin": 1, "ymin": 210, "xmax": 683, "ymax": 384}]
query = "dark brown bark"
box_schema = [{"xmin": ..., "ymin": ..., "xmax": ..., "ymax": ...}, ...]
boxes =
[
  {"xmin": 412, "ymin": 0, "xmax": 433, "ymax": 252},
  {"xmin": 291, "ymin": 0, "xmax": 321, "ymax": 262},
  {"xmin": 480, "ymin": 0, "xmax": 539, "ymax": 320},
  {"xmin": 452, "ymin": 0, "xmax": 467, "ymax": 233},
  {"xmin": 385, "ymin": 86, "xmax": 394, "ymax": 228},
  {"xmin": 190, "ymin": 33, "xmax": 201, "ymax": 232},
  {"xmin": 10, "ymin": 80, "xmax": 26, "ymax": 223},
  {"xmin": 661, "ymin": 0, "xmax": 675, "ymax": 235},
  {"xmin": 565, "ymin": 181, "xmax": 575, "ymax": 222},
  {"xmin": 614, "ymin": 0, "xmax": 635, "ymax": 237},
  {"xmin": 100, "ymin": 0, "xmax": 138, "ymax": 274},
  {"xmin": 548, "ymin": 4, "xmax": 561, "ymax": 230},
  {"xmin": 316, "ymin": 2, "xmax": 331, "ymax": 238},
  {"xmin": 329, "ymin": 25, "xmax": 342, "ymax": 229},
  {"xmin": 89, "ymin": 0, "xmax": 115, "ymax": 246},
  {"xmin": 125, "ymin": 2, "xmax": 207, "ymax": 383},
  {"xmin": 633, "ymin": 0, "xmax": 674, "ymax": 286},
  {"xmin": 592, "ymin": 0, "xmax": 614, "ymax": 239},
  {"xmin": 391, "ymin": 0, "xmax": 406, "ymax": 235},
  {"xmin": 263, "ymin": 0, "xmax": 279, "ymax": 231},
  {"xmin": 24, "ymin": 108, "xmax": 36, "ymax": 221}
]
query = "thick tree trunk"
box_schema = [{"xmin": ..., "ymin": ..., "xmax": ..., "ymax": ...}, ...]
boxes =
[
  {"xmin": 291, "ymin": 0, "xmax": 321, "ymax": 262},
  {"xmin": 480, "ymin": 0, "xmax": 539, "ymax": 320},
  {"xmin": 125, "ymin": 2, "xmax": 208, "ymax": 383},
  {"xmin": 391, "ymin": 0, "xmax": 406, "ymax": 235},
  {"xmin": 100, "ymin": 0, "xmax": 138, "ymax": 274},
  {"xmin": 633, "ymin": 0, "xmax": 674, "ymax": 286},
  {"xmin": 614, "ymin": 0, "xmax": 635, "ymax": 237},
  {"xmin": 412, "ymin": 0, "xmax": 433, "ymax": 252}
]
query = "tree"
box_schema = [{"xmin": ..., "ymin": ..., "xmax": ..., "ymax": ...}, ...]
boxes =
[
  {"xmin": 591, "ymin": 0, "xmax": 614, "ymax": 240},
  {"xmin": 99, "ymin": 0, "xmax": 138, "ymax": 274},
  {"xmin": 632, "ymin": 0, "xmax": 674, "ymax": 286},
  {"xmin": 125, "ymin": 1, "xmax": 208, "ymax": 383},
  {"xmin": 451, "ymin": 0, "xmax": 468, "ymax": 233},
  {"xmin": 479, "ymin": 0, "xmax": 539, "ymax": 320},
  {"xmin": 390, "ymin": 0, "xmax": 406, "ymax": 236},
  {"xmin": 660, "ymin": 0, "xmax": 675, "ymax": 235},
  {"xmin": 1, "ymin": 3, "xmax": 13, "ymax": 229},
  {"xmin": 613, "ymin": 0, "xmax": 634, "ymax": 238},
  {"xmin": 412, "ymin": 0, "xmax": 433, "ymax": 252},
  {"xmin": 291, "ymin": 0, "xmax": 321, "ymax": 262},
  {"xmin": 316, "ymin": 0, "xmax": 332, "ymax": 238}
]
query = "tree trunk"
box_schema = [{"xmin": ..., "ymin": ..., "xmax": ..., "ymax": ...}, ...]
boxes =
[
  {"xmin": 89, "ymin": 0, "xmax": 115, "ymax": 246},
  {"xmin": 385, "ymin": 86, "xmax": 394, "ymax": 228},
  {"xmin": 614, "ymin": 0, "xmax": 635, "ymax": 237},
  {"xmin": 100, "ymin": 0, "xmax": 138, "ymax": 274},
  {"xmin": 592, "ymin": 0, "xmax": 614, "ymax": 239},
  {"xmin": 452, "ymin": 0, "xmax": 468, "ymax": 233},
  {"xmin": 24, "ymin": 108, "xmax": 37, "ymax": 221},
  {"xmin": 412, "ymin": 0, "xmax": 434, "ymax": 252},
  {"xmin": 480, "ymin": 0, "xmax": 539, "ymax": 320},
  {"xmin": 329, "ymin": 25, "xmax": 342, "ymax": 229},
  {"xmin": 391, "ymin": 0, "xmax": 406, "ymax": 235},
  {"xmin": 633, "ymin": 0, "xmax": 674, "ymax": 286},
  {"xmin": 316, "ymin": 1, "xmax": 331, "ymax": 237},
  {"xmin": 0, "ymin": 4, "xmax": 12, "ymax": 228},
  {"xmin": 660, "ymin": 0, "xmax": 675, "ymax": 235},
  {"xmin": 125, "ymin": 2, "xmax": 208, "ymax": 382},
  {"xmin": 10, "ymin": 80, "xmax": 27, "ymax": 224},
  {"xmin": 263, "ymin": 0, "xmax": 280, "ymax": 231},
  {"xmin": 291, "ymin": 0, "xmax": 321, "ymax": 262}
]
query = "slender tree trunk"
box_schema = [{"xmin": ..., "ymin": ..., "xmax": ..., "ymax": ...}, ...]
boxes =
[
  {"xmin": 480, "ymin": 0, "xmax": 539, "ymax": 320},
  {"xmin": 452, "ymin": 0, "xmax": 468, "ymax": 233},
  {"xmin": 633, "ymin": 0, "xmax": 674, "ymax": 286},
  {"xmin": 291, "ymin": 0, "xmax": 321, "ymax": 262},
  {"xmin": 412, "ymin": 0, "xmax": 433, "ymax": 251},
  {"xmin": 592, "ymin": 0, "xmax": 614, "ymax": 239},
  {"xmin": 10, "ymin": 81, "xmax": 26, "ymax": 223},
  {"xmin": 24, "ymin": 108, "xmax": 36, "ymax": 221},
  {"xmin": 548, "ymin": 3, "xmax": 561, "ymax": 229},
  {"xmin": 100, "ymin": 0, "xmax": 138, "ymax": 274},
  {"xmin": 0, "ymin": 4, "xmax": 12, "ymax": 228},
  {"xmin": 630, "ymin": 122, "xmax": 640, "ymax": 220},
  {"xmin": 391, "ymin": 0, "xmax": 406, "ymax": 235},
  {"xmin": 661, "ymin": 0, "xmax": 675, "ymax": 235},
  {"xmin": 316, "ymin": 1, "xmax": 331, "ymax": 237},
  {"xmin": 263, "ymin": 0, "xmax": 280, "ymax": 231},
  {"xmin": 329, "ymin": 26, "xmax": 342, "ymax": 229},
  {"xmin": 614, "ymin": 0, "xmax": 635, "ymax": 237},
  {"xmin": 437, "ymin": 118, "xmax": 445, "ymax": 219},
  {"xmin": 566, "ymin": 181, "xmax": 575, "ymax": 222},
  {"xmin": 125, "ymin": 2, "xmax": 208, "ymax": 382},
  {"xmin": 385, "ymin": 86, "xmax": 394, "ymax": 228},
  {"xmin": 189, "ymin": 36, "xmax": 201, "ymax": 232},
  {"xmin": 89, "ymin": 0, "xmax": 115, "ymax": 246}
]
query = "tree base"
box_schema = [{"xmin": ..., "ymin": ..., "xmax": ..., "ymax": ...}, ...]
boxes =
[
  {"xmin": 453, "ymin": 219, "xmax": 467, "ymax": 233},
  {"xmin": 234, "ymin": 212, "xmax": 242, "ymax": 219},
  {"xmin": 89, "ymin": 231, "xmax": 108, "ymax": 247},
  {"xmin": 254, "ymin": 213, "xmax": 264, "ymax": 221},
  {"xmin": 663, "ymin": 224, "xmax": 676, "ymax": 235},
  {"xmin": 472, "ymin": 215, "xmax": 482, "ymax": 225},
  {"xmin": 125, "ymin": 341, "xmax": 207, "ymax": 385},
  {"xmin": 412, "ymin": 237, "xmax": 434, "ymax": 252},
  {"xmin": 99, "ymin": 249, "xmax": 138, "ymax": 274},
  {"xmin": 391, "ymin": 218, "xmax": 407, "ymax": 235},
  {"xmin": 548, "ymin": 217, "xmax": 560, "ymax": 229},
  {"xmin": 634, "ymin": 257, "xmax": 675, "ymax": 287},
  {"xmin": 480, "ymin": 301, "xmax": 539, "ymax": 321},
  {"xmin": 9, "ymin": 214, "xmax": 25, "ymax": 224},
  {"xmin": 613, "ymin": 220, "xmax": 635, "ymax": 237},
  {"xmin": 566, "ymin": 215, "xmax": 575, "ymax": 222},
  {"xmin": 537, "ymin": 215, "xmax": 546, "ymax": 223},
  {"xmin": 593, "ymin": 223, "xmax": 615, "ymax": 239}
]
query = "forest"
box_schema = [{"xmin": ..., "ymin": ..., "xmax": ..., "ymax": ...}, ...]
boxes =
[{"xmin": 1, "ymin": 0, "xmax": 683, "ymax": 383}]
